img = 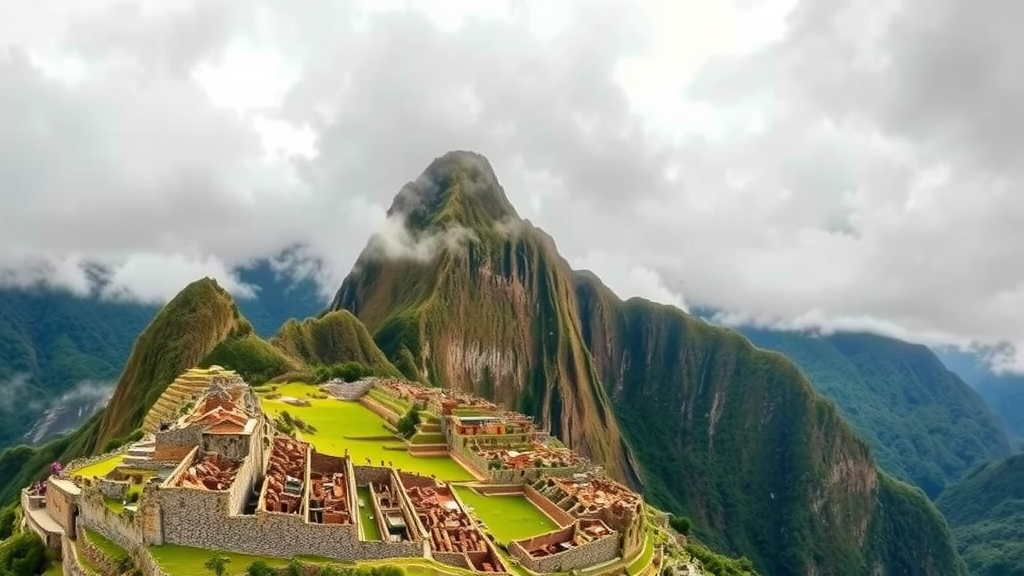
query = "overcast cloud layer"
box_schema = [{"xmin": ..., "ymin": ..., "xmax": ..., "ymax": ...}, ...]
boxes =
[{"xmin": 2, "ymin": 0, "xmax": 1024, "ymax": 370}]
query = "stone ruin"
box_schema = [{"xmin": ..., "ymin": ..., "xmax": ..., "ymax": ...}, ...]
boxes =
[
  {"xmin": 263, "ymin": 437, "xmax": 308, "ymax": 514},
  {"xmin": 309, "ymin": 474, "xmax": 351, "ymax": 524},
  {"xmin": 177, "ymin": 453, "xmax": 242, "ymax": 491},
  {"xmin": 404, "ymin": 482, "xmax": 501, "ymax": 572}
]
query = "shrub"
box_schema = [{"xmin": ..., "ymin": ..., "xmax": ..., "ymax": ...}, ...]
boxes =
[{"xmin": 247, "ymin": 561, "xmax": 276, "ymax": 576}]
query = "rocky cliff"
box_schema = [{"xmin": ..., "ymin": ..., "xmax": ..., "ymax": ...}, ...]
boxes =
[{"xmin": 333, "ymin": 151, "xmax": 966, "ymax": 576}]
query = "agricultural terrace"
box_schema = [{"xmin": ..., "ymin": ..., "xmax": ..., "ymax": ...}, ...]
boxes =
[
  {"xmin": 258, "ymin": 383, "xmax": 474, "ymax": 481},
  {"xmin": 454, "ymin": 487, "xmax": 559, "ymax": 544},
  {"xmin": 70, "ymin": 454, "xmax": 125, "ymax": 478}
]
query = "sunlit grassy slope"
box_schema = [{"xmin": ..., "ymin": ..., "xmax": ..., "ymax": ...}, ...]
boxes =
[{"xmin": 259, "ymin": 383, "xmax": 473, "ymax": 481}]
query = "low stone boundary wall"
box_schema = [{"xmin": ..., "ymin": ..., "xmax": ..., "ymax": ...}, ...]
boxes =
[
  {"xmin": 360, "ymin": 396, "xmax": 400, "ymax": 425},
  {"xmin": 510, "ymin": 525, "xmax": 619, "ymax": 574},
  {"xmin": 77, "ymin": 528, "xmax": 119, "ymax": 576},
  {"xmin": 524, "ymin": 485, "xmax": 575, "ymax": 527},
  {"xmin": 407, "ymin": 444, "xmax": 449, "ymax": 455},
  {"xmin": 65, "ymin": 445, "xmax": 132, "ymax": 478}
]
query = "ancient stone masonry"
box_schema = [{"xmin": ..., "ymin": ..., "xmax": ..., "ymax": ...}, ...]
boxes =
[
  {"xmin": 322, "ymin": 378, "xmax": 377, "ymax": 401},
  {"xmin": 401, "ymin": 474, "xmax": 505, "ymax": 573},
  {"xmin": 531, "ymin": 475, "xmax": 646, "ymax": 557},
  {"xmin": 39, "ymin": 370, "xmax": 654, "ymax": 576},
  {"xmin": 263, "ymin": 437, "xmax": 309, "ymax": 515},
  {"xmin": 177, "ymin": 453, "xmax": 242, "ymax": 491},
  {"xmin": 509, "ymin": 519, "xmax": 619, "ymax": 574}
]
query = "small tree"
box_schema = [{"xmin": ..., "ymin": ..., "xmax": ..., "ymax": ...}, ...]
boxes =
[
  {"xmin": 204, "ymin": 555, "xmax": 231, "ymax": 576},
  {"xmin": 114, "ymin": 555, "xmax": 134, "ymax": 575},
  {"xmin": 247, "ymin": 561, "xmax": 275, "ymax": 576}
]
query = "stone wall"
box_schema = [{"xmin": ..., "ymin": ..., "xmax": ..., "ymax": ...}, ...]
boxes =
[
  {"xmin": 78, "ymin": 489, "xmax": 145, "ymax": 552},
  {"xmin": 77, "ymin": 522, "xmax": 119, "ymax": 576},
  {"xmin": 359, "ymin": 396, "xmax": 400, "ymax": 425},
  {"xmin": 449, "ymin": 438, "xmax": 581, "ymax": 484},
  {"xmin": 524, "ymin": 485, "xmax": 575, "ymax": 527},
  {"xmin": 510, "ymin": 524, "xmax": 619, "ymax": 574},
  {"xmin": 434, "ymin": 551, "xmax": 474, "ymax": 570},
  {"xmin": 97, "ymin": 479, "xmax": 129, "ymax": 501},
  {"xmin": 152, "ymin": 487, "xmax": 424, "ymax": 561},
  {"xmin": 202, "ymin": 431, "xmax": 252, "ymax": 462},
  {"xmin": 46, "ymin": 479, "xmax": 76, "ymax": 534},
  {"xmin": 353, "ymin": 465, "xmax": 391, "ymax": 487},
  {"xmin": 62, "ymin": 535, "xmax": 92, "ymax": 576}
]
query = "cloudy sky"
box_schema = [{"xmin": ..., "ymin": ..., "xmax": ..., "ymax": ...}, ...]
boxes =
[{"xmin": 2, "ymin": 0, "xmax": 1023, "ymax": 368}]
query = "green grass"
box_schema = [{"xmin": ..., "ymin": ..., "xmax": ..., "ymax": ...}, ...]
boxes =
[
  {"xmin": 367, "ymin": 388, "xmax": 411, "ymax": 415},
  {"xmin": 357, "ymin": 487, "xmax": 382, "ymax": 541},
  {"xmin": 42, "ymin": 563, "xmax": 63, "ymax": 576},
  {"xmin": 454, "ymin": 487, "xmax": 558, "ymax": 544},
  {"xmin": 260, "ymin": 384, "xmax": 473, "ymax": 481},
  {"xmin": 150, "ymin": 544, "xmax": 296, "ymax": 576},
  {"xmin": 71, "ymin": 454, "xmax": 124, "ymax": 478},
  {"xmin": 410, "ymin": 433, "xmax": 446, "ymax": 445},
  {"xmin": 84, "ymin": 528, "xmax": 128, "ymax": 561},
  {"xmin": 626, "ymin": 533, "xmax": 655, "ymax": 576}
]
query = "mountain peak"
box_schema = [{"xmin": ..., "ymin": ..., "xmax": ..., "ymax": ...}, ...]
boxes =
[{"xmin": 387, "ymin": 150, "xmax": 519, "ymax": 232}]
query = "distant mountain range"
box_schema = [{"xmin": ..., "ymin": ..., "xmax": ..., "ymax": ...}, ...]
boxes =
[{"xmin": 9, "ymin": 150, "xmax": 1024, "ymax": 575}]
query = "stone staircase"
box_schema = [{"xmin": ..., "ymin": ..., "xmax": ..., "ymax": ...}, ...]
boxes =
[
  {"xmin": 122, "ymin": 439, "xmax": 157, "ymax": 468},
  {"xmin": 141, "ymin": 366, "xmax": 238, "ymax": 434}
]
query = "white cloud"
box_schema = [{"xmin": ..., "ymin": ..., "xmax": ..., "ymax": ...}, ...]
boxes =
[
  {"xmin": 4, "ymin": 0, "xmax": 1024, "ymax": 372},
  {"xmin": 573, "ymin": 250, "xmax": 687, "ymax": 312}
]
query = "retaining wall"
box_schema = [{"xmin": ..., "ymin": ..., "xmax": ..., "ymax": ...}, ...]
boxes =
[
  {"xmin": 510, "ymin": 525, "xmax": 619, "ymax": 574},
  {"xmin": 151, "ymin": 488, "xmax": 424, "ymax": 561}
]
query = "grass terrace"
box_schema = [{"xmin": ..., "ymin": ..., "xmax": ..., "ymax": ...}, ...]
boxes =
[
  {"xmin": 84, "ymin": 528, "xmax": 128, "ymax": 563},
  {"xmin": 454, "ymin": 487, "xmax": 559, "ymax": 544},
  {"xmin": 150, "ymin": 544, "xmax": 308, "ymax": 575},
  {"xmin": 70, "ymin": 454, "xmax": 125, "ymax": 479},
  {"xmin": 357, "ymin": 486, "xmax": 382, "ymax": 541},
  {"xmin": 259, "ymin": 384, "xmax": 473, "ymax": 481}
]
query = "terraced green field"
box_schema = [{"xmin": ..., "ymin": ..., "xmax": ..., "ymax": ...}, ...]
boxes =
[
  {"xmin": 259, "ymin": 383, "xmax": 473, "ymax": 481},
  {"xmin": 454, "ymin": 487, "xmax": 559, "ymax": 544},
  {"xmin": 71, "ymin": 454, "xmax": 125, "ymax": 479}
]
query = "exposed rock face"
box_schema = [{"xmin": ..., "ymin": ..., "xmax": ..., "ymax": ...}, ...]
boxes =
[{"xmin": 331, "ymin": 151, "xmax": 967, "ymax": 576}]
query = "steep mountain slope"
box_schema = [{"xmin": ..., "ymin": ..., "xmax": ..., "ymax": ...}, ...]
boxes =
[
  {"xmin": 737, "ymin": 328, "xmax": 1011, "ymax": 497},
  {"xmin": 92, "ymin": 277, "xmax": 267, "ymax": 450},
  {"xmin": 0, "ymin": 260, "xmax": 325, "ymax": 452},
  {"xmin": 937, "ymin": 454, "xmax": 1024, "ymax": 576},
  {"xmin": 0, "ymin": 288, "xmax": 157, "ymax": 448},
  {"xmin": 576, "ymin": 277, "xmax": 964, "ymax": 575},
  {"xmin": 333, "ymin": 150, "xmax": 965, "ymax": 576},
  {"xmin": 332, "ymin": 151, "xmax": 638, "ymax": 485},
  {"xmin": 0, "ymin": 277, "xmax": 396, "ymax": 507},
  {"xmin": 974, "ymin": 375, "xmax": 1024, "ymax": 448},
  {"xmin": 272, "ymin": 310, "xmax": 400, "ymax": 375}
]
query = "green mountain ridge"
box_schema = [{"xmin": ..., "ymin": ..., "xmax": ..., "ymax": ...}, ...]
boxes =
[
  {"xmin": 937, "ymin": 453, "xmax": 1024, "ymax": 576},
  {"xmin": 738, "ymin": 327, "xmax": 1011, "ymax": 498},
  {"xmin": 974, "ymin": 374, "xmax": 1024, "ymax": 448},
  {"xmin": 333, "ymin": 150, "xmax": 966, "ymax": 575}
]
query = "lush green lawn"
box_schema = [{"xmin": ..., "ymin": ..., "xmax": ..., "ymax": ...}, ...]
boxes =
[
  {"xmin": 42, "ymin": 563, "xmax": 63, "ymax": 576},
  {"xmin": 84, "ymin": 528, "xmax": 128, "ymax": 561},
  {"xmin": 150, "ymin": 544, "xmax": 295, "ymax": 575},
  {"xmin": 71, "ymin": 455, "xmax": 124, "ymax": 479},
  {"xmin": 357, "ymin": 487, "xmax": 382, "ymax": 541},
  {"xmin": 260, "ymin": 384, "xmax": 472, "ymax": 481},
  {"xmin": 454, "ymin": 487, "xmax": 558, "ymax": 544}
]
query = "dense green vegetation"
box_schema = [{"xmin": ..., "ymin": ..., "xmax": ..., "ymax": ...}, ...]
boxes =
[
  {"xmin": 0, "ymin": 531, "xmax": 50, "ymax": 576},
  {"xmin": 333, "ymin": 151, "xmax": 635, "ymax": 484},
  {"xmin": 739, "ymin": 328, "xmax": 1011, "ymax": 498},
  {"xmin": 937, "ymin": 453, "xmax": 1024, "ymax": 576},
  {"xmin": 0, "ymin": 287, "xmax": 157, "ymax": 449},
  {"xmin": 975, "ymin": 374, "xmax": 1024, "ymax": 447},
  {"xmin": 575, "ymin": 285, "xmax": 965, "ymax": 575},
  {"xmin": 272, "ymin": 311, "xmax": 401, "ymax": 377},
  {"xmin": 331, "ymin": 151, "xmax": 965, "ymax": 575}
]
